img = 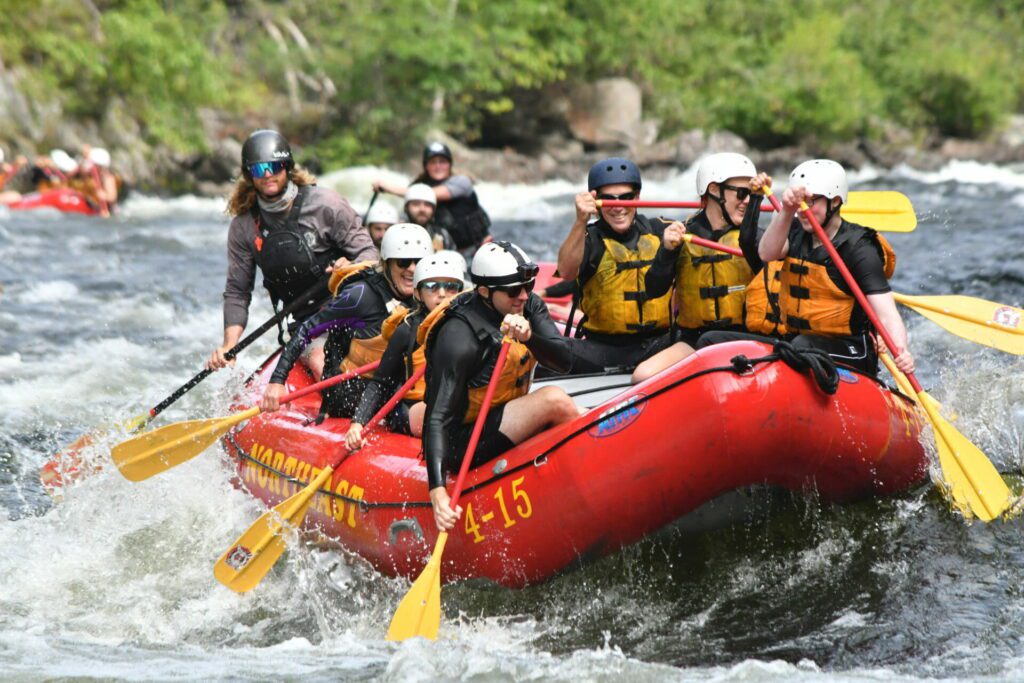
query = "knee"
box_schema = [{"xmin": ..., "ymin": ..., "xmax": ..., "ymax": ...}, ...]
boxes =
[
  {"xmin": 631, "ymin": 362, "xmax": 654, "ymax": 384},
  {"xmin": 540, "ymin": 387, "xmax": 577, "ymax": 421}
]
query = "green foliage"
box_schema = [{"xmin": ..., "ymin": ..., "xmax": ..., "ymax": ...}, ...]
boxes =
[{"xmin": 1, "ymin": 0, "xmax": 1022, "ymax": 165}]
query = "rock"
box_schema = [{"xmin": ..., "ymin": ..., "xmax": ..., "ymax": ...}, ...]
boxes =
[{"xmin": 565, "ymin": 78, "xmax": 645, "ymax": 147}]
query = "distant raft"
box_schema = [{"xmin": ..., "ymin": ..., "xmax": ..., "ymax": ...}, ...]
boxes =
[
  {"xmin": 5, "ymin": 188, "xmax": 101, "ymax": 216},
  {"xmin": 221, "ymin": 339, "xmax": 929, "ymax": 589}
]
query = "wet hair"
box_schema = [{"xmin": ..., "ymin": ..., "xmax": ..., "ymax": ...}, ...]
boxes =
[{"xmin": 225, "ymin": 166, "xmax": 317, "ymax": 217}]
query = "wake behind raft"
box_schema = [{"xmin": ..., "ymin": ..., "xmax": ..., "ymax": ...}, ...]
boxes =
[{"xmin": 221, "ymin": 332, "xmax": 928, "ymax": 588}]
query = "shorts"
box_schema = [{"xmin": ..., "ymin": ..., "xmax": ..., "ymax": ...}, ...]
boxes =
[
  {"xmin": 444, "ymin": 403, "xmax": 514, "ymax": 474},
  {"xmin": 570, "ymin": 331, "xmax": 672, "ymax": 374}
]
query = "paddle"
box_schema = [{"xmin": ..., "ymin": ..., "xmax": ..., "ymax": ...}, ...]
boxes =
[
  {"xmin": 674, "ymin": 233, "xmax": 1024, "ymax": 356},
  {"xmin": 40, "ymin": 278, "xmax": 333, "ymax": 494},
  {"xmin": 598, "ymin": 191, "xmax": 917, "ymax": 232},
  {"xmin": 112, "ymin": 360, "xmax": 380, "ymax": 482},
  {"xmin": 772, "ymin": 188, "xmax": 1011, "ymax": 520},
  {"xmin": 363, "ymin": 190, "xmax": 379, "ymax": 223},
  {"xmin": 892, "ymin": 293, "xmax": 1024, "ymax": 355},
  {"xmin": 213, "ymin": 365, "xmax": 427, "ymax": 592},
  {"xmin": 387, "ymin": 337, "xmax": 513, "ymax": 641}
]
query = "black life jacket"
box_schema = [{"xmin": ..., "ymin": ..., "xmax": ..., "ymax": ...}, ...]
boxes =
[
  {"xmin": 251, "ymin": 186, "xmax": 341, "ymax": 320},
  {"xmin": 423, "ymin": 177, "xmax": 491, "ymax": 250}
]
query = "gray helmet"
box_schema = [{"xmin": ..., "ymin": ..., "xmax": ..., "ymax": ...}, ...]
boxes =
[
  {"xmin": 587, "ymin": 157, "xmax": 641, "ymax": 192},
  {"xmin": 422, "ymin": 141, "xmax": 453, "ymax": 166},
  {"xmin": 241, "ymin": 129, "xmax": 293, "ymax": 176}
]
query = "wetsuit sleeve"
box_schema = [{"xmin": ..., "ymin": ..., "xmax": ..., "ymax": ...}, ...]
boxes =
[
  {"xmin": 269, "ymin": 281, "xmax": 384, "ymax": 384},
  {"xmin": 223, "ymin": 216, "xmax": 257, "ymax": 329},
  {"xmin": 542, "ymin": 279, "xmax": 578, "ymax": 298},
  {"xmin": 575, "ymin": 225, "xmax": 606, "ymax": 285},
  {"xmin": 351, "ymin": 323, "xmax": 411, "ymax": 425},
  {"xmin": 325, "ymin": 193, "xmax": 379, "ymax": 262},
  {"xmin": 443, "ymin": 175, "xmax": 474, "ymax": 199},
  {"xmin": 645, "ymin": 241, "xmax": 679, "ymax": 298},
  {"xmin": 739, "ymin": 197, "xmax": 764, "ymax": 273},
  {"xmin": 838, "ymin": 236, "xmax": 891, "ymax": 295},
  {"xmin": 524, "ymin": 294, "xmax": 574, "ymax": 373},
  {"xmin": 423, "ymin": 319, "xmax": 481, "ymax": 490}
]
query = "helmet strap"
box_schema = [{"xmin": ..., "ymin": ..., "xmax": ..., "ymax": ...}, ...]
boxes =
[
  {"xmin": 707, "ymin": 186, "xmax": 739, "ymax": 229},
  {"xmin": 824, "ymin": 198, "xmax": 841, "ymax": 228}
]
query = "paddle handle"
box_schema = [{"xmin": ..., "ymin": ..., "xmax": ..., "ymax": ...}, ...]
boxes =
[
  {"xmin": 277, "ymin": 360, "xmax": 381, "ymax": 405},
  {"xmin": 449, "ymin": 340, "xmax": 512, "ymax": 511},
  {"xmin": 683, "ymin": 234, "xmax": 743, "ymax": 257},
  {"xmin": 362, "ymin": 190, "xmax": 379, "ymax": 223},
  {"xmin": 599, "ymin": 199, "xmax": 776, "ymax": 212},
  {"xmin": 146, "ymin": 279, "xmax": 332, "ymax": 421}
]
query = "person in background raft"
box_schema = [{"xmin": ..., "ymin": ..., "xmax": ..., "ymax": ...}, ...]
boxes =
[
  {"xmin": 373, "ymin": 141, "xmax": 492, "ymax": 258},
  {"xmin": 344, "ymin": 251, "xmax": 465, "ymax": 451},
  {"xmin": 28, "ymin": 149, "xmax": 77, "ymax": 192},
  {"xmin": 206, "ymin": 129, "xmax": 377, "ymax": 378},
  {"xmin": 260, "ymin": 223, "xmax": 434, "ymax": 417},
  {"xmin": 364, "ymin": 201, "xmax": 400, "ymax": 250},
  {"xmin": 0, "ymin": 148, "xmax": 28, "ymax": 204},
  {"xmin": 420, "ymin": 241, "xmax": 577, "ymax": 532},
  {"xmin": 699, "ymin": 159, "xmax": 914, "ymax": 376},
  {"xmin": 555, "ymin": 157, "xmax": 675, "ymax": 373},
  {"xmin": 631, "ymin": 153, "xmax": 770, "ymax": 382},
  {"xmin": 403, "ymin": 183, "xmax": 456, "ymax": 251},
  {"xmin": 74, "ymin": 146, "xmax": 120, "ymax": 215}
]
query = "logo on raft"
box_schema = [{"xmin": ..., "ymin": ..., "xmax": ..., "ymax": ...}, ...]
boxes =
[
  {"xmin": 992, "ymin": 306, "xmax": 1022, "ymax": 330},
  {"xmin": 836, "ymin": 368, "xmax": 859, "ymax": 384},
  {"xmin": 224, "ymin": 545, "xmax": 254, "ymax": 571},
  {"xmin": 588, "ymin": 394, "xmax": 647, "ymax": 438}
]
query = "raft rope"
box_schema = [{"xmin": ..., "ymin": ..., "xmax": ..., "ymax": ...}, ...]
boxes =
[
  {"xmin": 226, "ymin": 346, "xmax": 860, "ymax": 511},
  {"xmin": 728, "ymin": 340, "xmax": 840, "ymax": 395}
]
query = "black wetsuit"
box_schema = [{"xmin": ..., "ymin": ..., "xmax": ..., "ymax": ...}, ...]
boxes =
[
  {"xmin": 350, "ymin": 308, "xmax": 427, "ymax": 434},
  {"xmin": 269, "ymin": 270, "xmax": 413, "ymax": 416},
  {"xmin": 569, "ymin": 216, "xmax": 673, "ymax": 373},
  {"xmin": 697, "ymin": 219, "xmax": 891, "ymax": 374},
  {"xmin": 423, "ymin": 293, "xmax": 573, "ymax": 490},
  {"xmin": 644, "ymin": 202, "xmax": 763, "ymax": 346}
]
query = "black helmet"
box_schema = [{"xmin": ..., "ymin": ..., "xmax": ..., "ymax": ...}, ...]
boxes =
[
  {"xmin": 241, "ymin": 129, "xmax": 293, "ymax": 176},
  {"xmin": 422, "ymin": 141, "xmax": 453, "ymax": 166},
  {"xmin": 587, "ymin": 157, "xmax": 641, "ymax": 192}
]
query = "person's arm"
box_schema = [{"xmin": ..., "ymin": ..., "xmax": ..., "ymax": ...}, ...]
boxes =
[
  {"xmin": 326, "ymin": 194, "xmax": 378, "ymax": 265},
  {"xmin": 868, "ymin": 292, "xmax": 914, "ymax": 374},
  {"xmin": 208, "ymin": 219, "xmax": 256, "ymax": 369},
  {"xmin": 434, "ymin": 175, "xmax": 474, "ymax": 202},
  {"xmin": 557, "ymin": 191, "xmax": 598, "ymax": 280},
  {"xmin": 351, "ymin": 324, "xmax": 410, "ymax": 426},
  {"xmin": 371, "ymin": 179, "xmax": 409, "ymax": 196},
  {"xmin": 423, "ymin": 319, "xmax": 480, "ymax": 530},
  {"xmin": 522, "ymin": 294, "xmax": 575, "ymax": 373},
  {"xmin": 645, "ymin": 221, "xmax": 684, "ymax": 297},
  {"xmin": 760, "ymin": 186, "xmax": 808, "ymax": 261},
  {"xmin": 739, "ymin": 185, "xmax": 765, "ymax": 272},
  {"xmin": 539, "ymin": 278, "xmax": 578, "ymax": 299}
]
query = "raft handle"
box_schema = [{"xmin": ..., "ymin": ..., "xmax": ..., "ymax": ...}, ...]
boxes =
[{"xmin": 389, "ymin": 518, "xmax": 425, "ymax": 545}]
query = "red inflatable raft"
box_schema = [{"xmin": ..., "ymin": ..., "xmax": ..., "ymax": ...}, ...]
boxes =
[
  {"xmin": 4, "ymin": 188, "xmax": 100, "ymax": 215},
  {"xmin": 222, "ymin": 340, "xmax": 929, "ymax": 588}
]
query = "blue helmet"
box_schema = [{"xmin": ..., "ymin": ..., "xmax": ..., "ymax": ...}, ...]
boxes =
[{"xmin": 587, "ymin": 157, "xmax": 641, "ymax": 192}]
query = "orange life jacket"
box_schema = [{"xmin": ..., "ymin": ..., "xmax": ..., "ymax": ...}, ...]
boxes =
[
  {"xmin": 381, "ymin": 305, "xmax": 427, "ymax": 402},
  {"xmin": 329, "ymin": 262, "xmax": 395, "ymax": 378},
  {"xmin": 744, "ymin": 261, "xmax": 787, "ymax": 336}
]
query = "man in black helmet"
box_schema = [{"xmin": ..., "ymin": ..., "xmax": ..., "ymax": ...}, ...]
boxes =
[
  {"xmin": 206, "ymin": 129, "xmax": 378, "ymax": 378},
  {"xmin": 555, "ymin": 157, "xmax": 678, "ymax": 374},
  {"xmin": 372, "ymin": 140, "xmax": 491, "ymax": 257}
]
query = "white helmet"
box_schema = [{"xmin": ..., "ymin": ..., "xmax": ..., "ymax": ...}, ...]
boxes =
[
  {"xmin": 365, "ymin": 202, "xmax": 399, "ymax": 225},
  {"xmin": 89, "ymin": 147, "xmax": 111, "ymax": 168},
  {"xmin": 788, "ymin": 159, "xmax": 848, "ymax": 204},
  {"xmin": 413, "ymin": 251, "xmax": 467, "ymax": 288},
  {"xmin": 50, "ymin": 149, "xmax": 78, "ymax": 174},
  {"xmin": 696, "ymin": 152, "xmax": 756, "ymax": 196},
  {"xmin": 379, "ymin": 223, "xmax": 434, "ymax": 260},
  {"xmin": 404, "ymin": 183, "xmax": 437, "ymax": 206},
  {"xmin": 470, "ymin": 241, "xmax": 539, "ymax": 287}
]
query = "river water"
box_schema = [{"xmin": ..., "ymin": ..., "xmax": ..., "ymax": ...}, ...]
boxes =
[{"xmin": 1, "ymin": 162, "xmax": 1023, "ymax": 681}]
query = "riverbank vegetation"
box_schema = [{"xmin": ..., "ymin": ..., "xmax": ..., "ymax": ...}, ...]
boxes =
[{"xmin": 1, "ymin": 0, "xmax": 1021, "ymax": 167}]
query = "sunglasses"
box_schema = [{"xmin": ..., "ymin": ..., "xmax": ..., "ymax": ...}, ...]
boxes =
[
  {"xmin": 492, "ymin": 279, "xmax": 536, "ymax": 298},
  {"xmin": 393, "ymin": 257, "xmax": 422, "ymax": 269},
  {"xmin": 597, "ymin": 191, "xmax": 637, "ymax": 201},
  {"xmin": 248, "ymin": 161, "xmax": 288, "ymax": 178},
  {"xmin": 719, "ymin": 184, "xmax": 752, "ymax": 201},
  {"xmin": 419, "ymin": 281, "xmax": 463, "ymax": 293}
]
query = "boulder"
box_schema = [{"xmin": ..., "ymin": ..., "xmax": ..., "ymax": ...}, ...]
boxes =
[{"xmin": 565, "ymin": 78, "xmax": 646, "ymax": 147}]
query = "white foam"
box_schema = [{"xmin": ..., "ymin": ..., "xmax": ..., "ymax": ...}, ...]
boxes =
[
  {"xmin": 891, "ymin": 160, "xmax": 1024, "ymax": 189},
  {"xmin": 17, "ymin": 279, "xmax": 79, "ymax": 304}
]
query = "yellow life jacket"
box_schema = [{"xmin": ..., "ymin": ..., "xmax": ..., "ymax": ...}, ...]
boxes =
[
  {"xmin": 381, "ymin": 305, "xmax": 427, "ymax": 402},
  {"xmin": 674, "ymin": 224, "xmax": 754, "ymax": 330},
  {"xmin": 328, "ymin": 262, "xmax": 394, "ymax": 378},
  {"xmin": 579, "ymin": 220, "xmax": 672, "ymax": 336},
  {"xmin": 744, "ymin": 261, "xmax": 787, "ymax": 336},
  {"xmin": 780, "ymin": 226, "xmax": 896, "ymax": 337},
  {"xmin": 420, "ymin": 293, "xmax": 536, "ymax": 424}
]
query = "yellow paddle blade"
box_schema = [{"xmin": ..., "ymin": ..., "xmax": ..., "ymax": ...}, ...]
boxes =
[
  {"xmin": 842, "ymin": 191, "xmax": 917, "ymax": 232},
  {"xmin": 918, "ymin": 393, "xmax": 1012, "ymax": 521},
  {"xmin": 213, "ymin": 466, "xmax": 334, "ymax": 593},
  {"xmin": 112, "ymin": 407, "xmax": 259, "ymax": 482},
  {"xmin": 894, "ymin": 293, "xmax": 1024, "ymax": 355},
  {"xmin": 386, "ymin": 532, "xmax": 447, "ymax": 642}
]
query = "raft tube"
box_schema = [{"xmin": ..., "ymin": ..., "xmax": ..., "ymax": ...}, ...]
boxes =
[{"xmin": 5, "ymin": 188, "xmax": 100, "ymax": 216}]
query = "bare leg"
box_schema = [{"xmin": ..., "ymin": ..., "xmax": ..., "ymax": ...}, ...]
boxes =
[
  {"xmin": 409, "ymin": 401, "xmax": 426, "ymax": 437},
  {"xmin": 631, "ymin": 341, "xmax": 695, "ymax": 383},
  {"xmin": 306, "ymin": 346, "xmax": 325, "ymax": 381},
  {"xmin": 497, "ymin": 386, "xmax": 578, "ymax": 445}
]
